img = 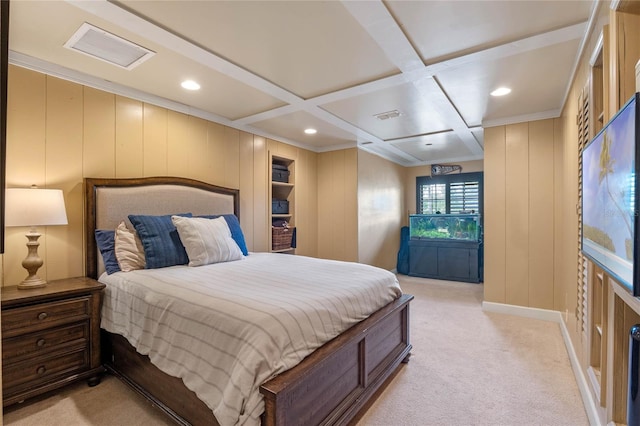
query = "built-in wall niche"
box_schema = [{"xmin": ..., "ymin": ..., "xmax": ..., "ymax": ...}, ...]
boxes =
[
  {"xmin": 608, "ymin": 5, "xmax": 640, "ymax": 114},
  {"xmin": 269, "ymin": 154, "xmax": 295, "ymax": 253},
  {"xmin": 607, "ymin": 5, "xmax": 640, "ymax": 425},
  {"xmin": 617, "ymin": 0, "xmax": 640, "ymax": 18},
  {"xmin": 610, "ymin": 285, "xmax": 640, "ymax": 424},
  {"xmin": 585, "ymin": 29, "xmax": 608, "ymax": 409},
  {"xmin": 576, "ymin": 3, "xmax": 640, "ymax": 424}
]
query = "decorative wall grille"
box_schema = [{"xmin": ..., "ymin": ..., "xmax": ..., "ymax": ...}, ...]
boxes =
[{"xmin": 577, "ymin": 86, "xmax": 589, "ymax": 336}]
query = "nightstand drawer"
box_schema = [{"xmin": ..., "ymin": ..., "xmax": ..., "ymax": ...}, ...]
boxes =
[
  {"xmin": 2, "ymin": 348, "xmax": 89, "ymax": 396},
  {"xmin": 1, "ymin": 277, "xmax": 105, "ymax": 407},
  {"xmin": 2, "ymin": 322, "xmax": 89, "ymax": 364},
  {"xmin": 2, "ymin": 297, "xmax": 90, "ymax": 337}
]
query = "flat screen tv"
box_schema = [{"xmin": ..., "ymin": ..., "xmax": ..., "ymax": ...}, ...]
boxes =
[{"xmin": 582, "ymin": 92, "xmax": 640, "ymax": 295}]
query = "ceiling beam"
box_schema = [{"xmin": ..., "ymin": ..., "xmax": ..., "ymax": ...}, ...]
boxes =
[
  {"xmin": 60, "ymin": 0, "xmax": 591, "ymax": 167},
  {"xmin": 238, "ymin": 18, "xmax": 587, "ymax": 131},
  {"xmin": 424, "ymin": 22, "xmax": 587, "ymax": 75},
  {"xmin": 341, "ymin": 0, "xmax": 483, "ymax": 156}
]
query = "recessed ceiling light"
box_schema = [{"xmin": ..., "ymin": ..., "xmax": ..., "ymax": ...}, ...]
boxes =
[
  {"xmin": 181, "ymin": 80, "xmax": 201, "ymax": 91},
  {"xmin": 490, "ymin": 87, "xmax": 511, "ymax": 97},
  {"xmin": 304, "ymin": 128, "xmax": 317, "ymax": 135}
]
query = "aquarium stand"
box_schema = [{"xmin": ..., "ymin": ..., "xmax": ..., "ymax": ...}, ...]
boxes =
[{"xmin": 408, "ymin": 239, "xmax": 483, "ymax": 283}]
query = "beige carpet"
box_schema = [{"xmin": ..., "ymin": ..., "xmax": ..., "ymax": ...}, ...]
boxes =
[
  {"xmin": 3, "ymin": 275, "xmax": 588, "ymax": 426},
  {"xmin": 357, "ymin": 276, "xmax": 588, "ymax": 426}
]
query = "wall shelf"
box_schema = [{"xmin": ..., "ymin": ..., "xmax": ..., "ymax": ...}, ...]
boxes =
[{"xmin": 269, "ymin": 154, "xmax": 295, "ymax": 253}]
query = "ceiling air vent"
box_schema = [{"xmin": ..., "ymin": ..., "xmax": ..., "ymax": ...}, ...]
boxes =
[
  {"xmin": 373, "ymin": 110, "xmax": 402, "ymax": 121},
  {"xmin": 64, "ymin": 23, "xmax": 155, "ymax": 70}
]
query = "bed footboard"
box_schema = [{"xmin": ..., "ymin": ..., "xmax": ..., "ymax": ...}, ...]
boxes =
[
  {"xmin": 102, "ymin": 293, "xmax": 411, "ymax": 426},
  {"xmin": 260, "ymin": 293, "xmax": 413, "ymax": 426}
]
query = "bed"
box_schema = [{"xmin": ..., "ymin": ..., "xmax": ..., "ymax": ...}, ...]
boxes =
[{"xmin": 84, "ymin": 176, "xmax": 412, "ymax": 426}]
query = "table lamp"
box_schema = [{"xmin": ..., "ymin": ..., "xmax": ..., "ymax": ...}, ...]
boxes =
[{"xmin": 5, "ymin": 186, "xmax": 68, "ymax": 289}]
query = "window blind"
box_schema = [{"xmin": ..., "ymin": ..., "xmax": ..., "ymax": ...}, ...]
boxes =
[
  {"xmin": 416, "ymin": 172, "xmax": 483, "ymax": 215},
  {"xmin": 449, "ymin": 181, "xmax": 480, "ymax": 213}
]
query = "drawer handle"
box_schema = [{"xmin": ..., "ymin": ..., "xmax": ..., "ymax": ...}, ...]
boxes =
[
  {"xmin": 36, "ymin": 338, "xmax": 46, "ymax": 347},
  {"xmin": 36, "ymin": 366, "xmax": 46, "ymax": 376},
  {"xmin": 37, "ymin": 312, "xmax": 48, "ymax": 321}
]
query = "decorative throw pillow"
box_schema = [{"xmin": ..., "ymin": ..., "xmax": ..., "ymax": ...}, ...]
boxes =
[
  {"xmin": 198, "ymin": 214, "xmax": 249, "ymax": 256},
  {"xmin": 128, "ymin": 213, "xmax": 192, "ymax": 269},
  {"xmin": 172, "ymin": 215, "xmax": 244, "ymax": 267},
  {"xmin": 114, "ymin": 221, "xmax": 146, "ymax": 272},
  {"xmin": 95, "ymin": 229, "xmax": 120, "ymax": 275}
]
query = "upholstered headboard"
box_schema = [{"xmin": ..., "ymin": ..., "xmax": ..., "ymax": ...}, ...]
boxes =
[{"xmin": 84, "ymin": 177, "xmax": 239, "ymax": 278}]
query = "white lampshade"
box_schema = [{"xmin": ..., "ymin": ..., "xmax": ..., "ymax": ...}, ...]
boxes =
[{"xmin": 5, "ymin": 188, "xmax": 68, "ymax": 227}]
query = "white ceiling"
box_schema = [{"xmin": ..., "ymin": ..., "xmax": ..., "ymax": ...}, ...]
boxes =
[{"xmin": 8, "ymin": 0, "xmax": 600, "ymax": 167}]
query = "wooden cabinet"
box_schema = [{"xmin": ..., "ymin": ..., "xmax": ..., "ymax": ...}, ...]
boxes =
[
  {"xmin": 270, "ymin": 154, "xmax": 295, "ymax": 253},
  {"xmin": 1, "ymin": 276, "xmax": 105, "ymax": 406},
  {"xmin": 408, "ymin": 239, "xmax": 482, "ymax": 283}
]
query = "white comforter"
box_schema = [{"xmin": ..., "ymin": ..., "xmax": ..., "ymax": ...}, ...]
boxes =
[{"xmin": 100, "ymin": 252, "xmax": 402, "ymax": 426}]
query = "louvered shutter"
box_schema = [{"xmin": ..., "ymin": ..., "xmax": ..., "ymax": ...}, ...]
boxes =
[
  {"xmin": 449, "ymin": 180, "xmax": 480, "ymax": 213},
  {"xmin": 416, "ymin": 172, "xmax": 483, "ymax": 215},
  {"xmin": 577, "ymin": 86, "xmax": 589, "ymax": 335}
]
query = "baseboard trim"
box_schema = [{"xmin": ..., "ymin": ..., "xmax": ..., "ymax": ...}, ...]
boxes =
[
  {"xmin": 482, "ymin": 301, "xmax": 601, "ymax": 426},
  {"xmin": 482, "ymin": 301, "xmax": 561, "ymax": 322},
  {"xmin": 558, "ymin": 315, "xmax": 602, "ymax": 426}
]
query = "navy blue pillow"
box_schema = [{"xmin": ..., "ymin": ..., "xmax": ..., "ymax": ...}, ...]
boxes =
[
  {"xmin": 95, "ymin": 229, "xmax": 120, "ymax": 274},
  {"xmin": 128, "ymin": 213, "xmax": 192, "ymax": 269},
  {"xmin": 198, "ymin": 214, "xmax": 249, "ymax": 256}
]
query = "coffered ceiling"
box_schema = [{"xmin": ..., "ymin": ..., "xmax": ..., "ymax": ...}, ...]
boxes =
[{"xmin": 8, "ymin": 0, "xmax": 600, "ymax": 166}]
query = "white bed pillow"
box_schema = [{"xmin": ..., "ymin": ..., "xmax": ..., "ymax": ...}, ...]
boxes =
[
  {"xmin": 172, "ymin": 215, "xmax": 243, "ymax": 267},
  {"xmin": 114, "ymin": 221, "xmax": 146, "ymax": 271}
]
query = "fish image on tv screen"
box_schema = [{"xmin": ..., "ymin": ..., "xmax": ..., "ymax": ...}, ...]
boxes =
[{"xmin": 582, "ymin": 94, "xmax": 638, "ymax": 292}]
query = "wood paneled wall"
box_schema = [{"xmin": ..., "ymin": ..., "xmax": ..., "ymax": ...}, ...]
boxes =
[
  {"xmin": 3, "ymin": 65, "xmax": 318, "ymax": 286},
  {"xmin": 357, "ymin": 150, "xmax": 406, "ymax": 270},
  {"xmin": 484, "ymin": 119, "xmax": 557, "ymax": 309},
  {"xmin": 484, "ymin": 126, "xmax": 507, "ymax": 302},
  {"xmin": 3, "ymin": 67, "xmax": 491, "ymax": 284},
  {"xmin": 240, "ymin": 132, "xmax": 269, "ymax": 253},
  {"xmin": 317, "ymin": 149, "xmax": 358, "ymax": 262}
]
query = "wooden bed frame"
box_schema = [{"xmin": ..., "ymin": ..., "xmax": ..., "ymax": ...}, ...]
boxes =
[{"xmin": 84, "ymin": 176, "xmax": 412, "ymax": 426}]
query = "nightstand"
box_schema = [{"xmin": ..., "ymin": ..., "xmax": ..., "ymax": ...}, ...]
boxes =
[{"xmin": 1, "ymin": 276, "xmax": 106, "ymax": 406}]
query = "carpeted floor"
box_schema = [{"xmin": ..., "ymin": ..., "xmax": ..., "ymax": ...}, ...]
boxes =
[
  {"xmin": 357, "ymin": 276, "xmax": 588, "ymax": 426},
  {"xmin": 3, "ymin": 275, "xmax": 588, "ymax": 426}
]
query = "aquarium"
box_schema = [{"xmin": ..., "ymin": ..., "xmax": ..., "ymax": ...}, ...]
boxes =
[
  {"xmin": 409, "ymin": 213, "xmax": 481, "ymax": 242},
  {"xmin": 582, "ymin": 92, "xmax": 640, "ymax": 295}
]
